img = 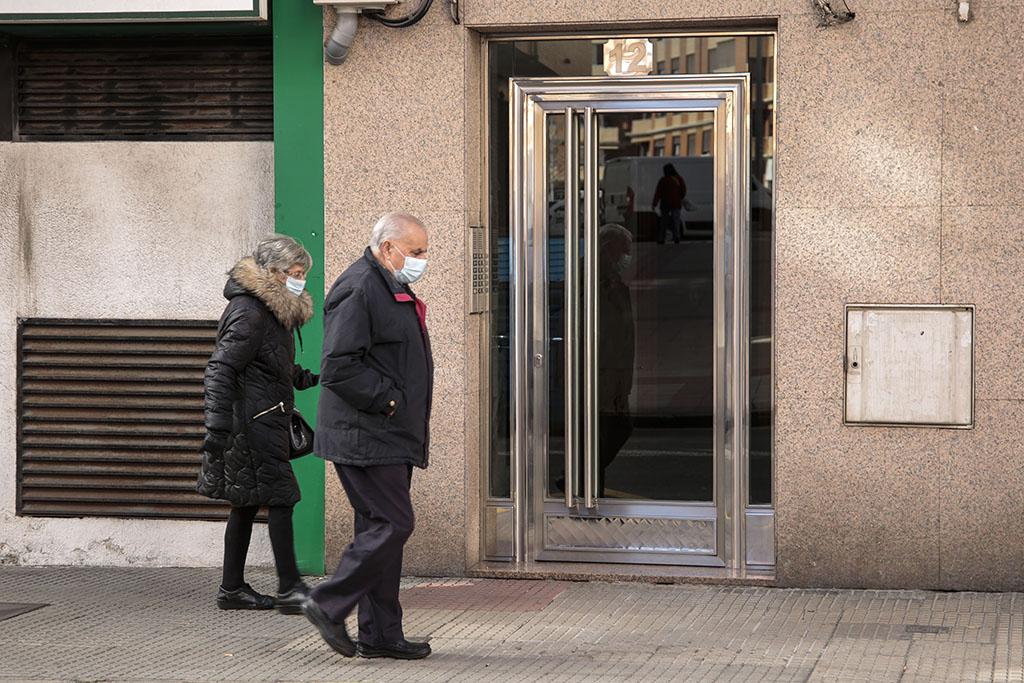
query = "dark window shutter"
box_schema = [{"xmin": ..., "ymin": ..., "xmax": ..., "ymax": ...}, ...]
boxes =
[
  {"xmin": 16, "ymin": 319, "xmax": 239, "ymax": 521},
  {"xmin": 14, "ymin": 35, "xmax": 272, "ymax": 141}
]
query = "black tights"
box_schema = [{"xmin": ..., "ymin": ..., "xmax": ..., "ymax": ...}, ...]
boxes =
[{"xmin": 222, "ymin": 505, "xmax": 301, "ymax": 594}]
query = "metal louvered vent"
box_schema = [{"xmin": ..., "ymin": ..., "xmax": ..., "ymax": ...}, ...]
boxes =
[
  {"xmin": 15, "ymin": 35, "xmax": 272, "ymax": 141},
  {"xmin": 17, "ymin": 318, "xmax": 234, "ymax": 520}
]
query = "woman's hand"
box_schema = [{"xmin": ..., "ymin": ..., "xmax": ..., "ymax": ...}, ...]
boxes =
[{"xmin": 293, "ymin": 365, "xmax": 320, "ymax": 390}]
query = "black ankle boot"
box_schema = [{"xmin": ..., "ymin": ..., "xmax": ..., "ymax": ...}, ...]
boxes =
[
  {"xmin": 275, "ymin": 580, "xmax": 310, "ymax": 615},
  {"xmin": 216, "ymin": 583, "xmax": 274, "ymax": 610}
]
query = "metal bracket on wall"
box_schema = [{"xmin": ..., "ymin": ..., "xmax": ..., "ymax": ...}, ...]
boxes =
[{"xmin": 811, "ymin": 0, "xmax": 855, "ymax": 26}]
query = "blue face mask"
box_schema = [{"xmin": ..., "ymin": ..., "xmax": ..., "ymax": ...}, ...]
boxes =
[
  {"xmin": 387, "ymin": 244, "xmax": 427, "ymax": 284},
  {"xmin": 285, "ymin": 276, "xmax": 306, "ymax": 296}
]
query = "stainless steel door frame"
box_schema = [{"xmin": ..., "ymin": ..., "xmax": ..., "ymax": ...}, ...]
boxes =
[{"xmin": 510, "ymin": 75, "xmax": 752, "ymax": 568}]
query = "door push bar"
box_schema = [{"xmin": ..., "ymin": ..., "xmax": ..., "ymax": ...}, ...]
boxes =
[
  {"xmin": 563, "ymin": 105, "xmax": 579, "ymax": 511},
  {"xmin": 564, "ymin": 106, "xmax": 600, "ymax": 511}
]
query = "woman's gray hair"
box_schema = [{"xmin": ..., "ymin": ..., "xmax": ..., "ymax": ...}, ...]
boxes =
[
  {"xmin": 369, "ymin": 212, "xmax": 425, "ymax": 254},
  {"xmin": 252, "ymin": 234, "xmax": 312, "ymax": 273}
]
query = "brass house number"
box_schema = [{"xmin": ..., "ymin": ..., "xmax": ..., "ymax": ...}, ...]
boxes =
[{"xmin": 603, "ymin": 39, "xmax": 654, "ymax": 76}]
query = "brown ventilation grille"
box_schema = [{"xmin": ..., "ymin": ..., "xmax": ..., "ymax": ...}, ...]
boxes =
[
  {"xmin": 16, "ymin": 319, "xmax": 235, "ymax": 520},
  {"xmin": 15, "ymin": 36, "xmax": 272, "ymax": 141}
]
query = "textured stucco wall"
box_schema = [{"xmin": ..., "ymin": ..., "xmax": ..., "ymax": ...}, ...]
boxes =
[
  {"xmin": 0, "ymin": 141, "xmax": 275, "ymax": 567},
  {"xmin": 321, "ymin": 1, "xmax": 1024, "ymax": 590}
]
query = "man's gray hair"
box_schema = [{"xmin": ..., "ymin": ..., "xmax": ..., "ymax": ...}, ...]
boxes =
[
  {"xmin": 369, "ymin": 212, "xmax": 426, "ymax": 254},
  {"xmin": 252, "ymin": 234, "xmax": 312, "ymax": 273}
]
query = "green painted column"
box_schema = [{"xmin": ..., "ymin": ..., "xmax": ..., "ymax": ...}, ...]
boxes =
[{"xmin": 272, "ymin": 0, "xmax": 326, "ymax": 575}]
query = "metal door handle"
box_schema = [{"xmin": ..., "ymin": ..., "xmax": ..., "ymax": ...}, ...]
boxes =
[
  {"xmin": 564, "ymin": 106, "xmax": 579, "ymax": 510},
  {"xmin": 583, "ymin": 106, "xmax": 599, "ymax": 510},
  {"xmin": 564, "ymin": 105, "xmax": 599, "ymax": 511}
]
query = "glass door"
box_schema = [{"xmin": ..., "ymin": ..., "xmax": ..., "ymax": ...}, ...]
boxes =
[{"xmin": 511, "ymin": 76, "xmax": 750, "ymax": 566}]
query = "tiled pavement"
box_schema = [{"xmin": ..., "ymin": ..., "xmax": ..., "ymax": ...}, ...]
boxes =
[{"xmin": 1, "ymin": 566, "xmax": 1022, "ymax": 682}]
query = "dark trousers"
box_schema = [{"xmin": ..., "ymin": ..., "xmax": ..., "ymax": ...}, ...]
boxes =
[
  {"xmin": 311, "ymin": 463, "xmax": 414, "ymax": 645},
  {"xmin": 658, "ymin": 208, "xmax": 683, "ymax": 243}
]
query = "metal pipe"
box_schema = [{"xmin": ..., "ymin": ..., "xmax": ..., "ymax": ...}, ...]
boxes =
[
  {"xmin": 564, "ymin": 107, "xmax": 578, "ymax": 510},
  {"xmin": 583, "ymin": 106, "xmax": 598, "ymax": 510},
  {"xmin": 324, "ymin": 9, "xmax": 358, "ymax": 65}
]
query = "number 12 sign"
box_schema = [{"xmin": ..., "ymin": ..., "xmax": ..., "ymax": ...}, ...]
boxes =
[{"xmin": 603, "ymin": 39, "xmax": 654, "ymax": 76}]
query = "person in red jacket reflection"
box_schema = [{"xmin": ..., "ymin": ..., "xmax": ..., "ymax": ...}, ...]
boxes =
[{"xmin": 652, "ymin": 163, "xmax": 687, "ymax": 244}]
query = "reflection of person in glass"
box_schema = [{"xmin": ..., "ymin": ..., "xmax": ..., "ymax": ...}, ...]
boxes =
[
  {"xmin": 598, "ymin": 224, "xmax": 636, "ymax": 497},
  {"xmin": 652, "ymin": 163, "xmax": 687, "ymax": 244}
]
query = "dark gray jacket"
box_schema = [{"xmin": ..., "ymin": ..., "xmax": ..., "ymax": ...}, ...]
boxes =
[{"xmin": 315, "ymin": 248, "xmax": 434, "ymax": 468}]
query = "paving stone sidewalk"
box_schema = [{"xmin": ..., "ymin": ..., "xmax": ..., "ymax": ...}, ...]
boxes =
[{"xmin": 1, "ymin": 566, "xmax": 1022, "ymax": 682}]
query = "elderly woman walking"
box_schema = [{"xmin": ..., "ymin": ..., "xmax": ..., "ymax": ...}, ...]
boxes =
[{"xmin": 198, "ymin": 234, "xmax": 319, "ymax": 613}]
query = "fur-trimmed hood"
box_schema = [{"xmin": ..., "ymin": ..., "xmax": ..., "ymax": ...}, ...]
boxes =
[{"xmin": 224, "ymin": 256, "xmax": 314, "ymax": 330}]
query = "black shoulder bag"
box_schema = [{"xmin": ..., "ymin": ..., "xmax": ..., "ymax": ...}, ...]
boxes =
[{"xmin": 289, "ymin": 410, "xmax": 315, "ymax": 459}]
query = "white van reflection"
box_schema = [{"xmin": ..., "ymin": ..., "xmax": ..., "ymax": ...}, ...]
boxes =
[{"xmin": 600, "ymin": 156, "xmax": 771, "ymax": 239}]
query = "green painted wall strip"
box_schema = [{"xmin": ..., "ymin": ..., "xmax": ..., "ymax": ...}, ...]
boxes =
[{"xmin": 273, "ymin": 0, "xmax": 326, "ymax": 575}]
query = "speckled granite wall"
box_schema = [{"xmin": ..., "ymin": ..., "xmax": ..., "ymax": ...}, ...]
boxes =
[
  {"xmin": 321, "ymin": 8, "xmax": 479, "ymax": 576},
  {"xmin": 321, "ymin": 2, "xmax": 1024, "ymax": 589},
  {"xmin": 772, "ymin": 6, "xmax": 1024, "ymax": 591}
]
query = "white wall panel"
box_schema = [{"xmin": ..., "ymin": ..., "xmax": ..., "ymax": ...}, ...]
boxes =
[{"xmin": 846, "ymin": 305, "xmax": 973, "ymax": 427}]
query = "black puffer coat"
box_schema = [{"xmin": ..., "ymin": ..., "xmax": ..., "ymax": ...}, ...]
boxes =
[
  {"xmin": 197, "ymin": 257, "xmax": 318, "ymax": 507},
  {"xmin": 315, "ymin": 248, "xmax": 434, "ymax": 468}
]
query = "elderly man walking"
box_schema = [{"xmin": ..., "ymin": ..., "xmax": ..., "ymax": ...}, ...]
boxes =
[{"xmin": 301, "ymin": 212, "xmax": 434, "ymax": 660}]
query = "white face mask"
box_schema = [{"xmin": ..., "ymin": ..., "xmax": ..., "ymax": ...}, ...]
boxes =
[
  {"xmin": 387, "ymin": 244, "xmax": 428, "ymax": 284},
  {"xmin": 616, "ymin": 254, "xmax": 632, "ymax": 273},
  {"xmin": 285, "ymin": 276, "xmax": 306, "ymax": 296}
]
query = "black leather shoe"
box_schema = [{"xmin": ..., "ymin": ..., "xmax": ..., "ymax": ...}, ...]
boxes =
[
  {"xmin": 216, "ymin": 583, "xmax": 274, "ymax": 610},
  {"xmin": 275, "ymin": 581, "xmax": 310, "ymax": 615},
  {"xmin": 301, "ymin": 597, "xmax": 355, "ymax": 657},
  {"xmin": 357, "ymin": 638, "xmax": 431, "ymax": 660}
]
